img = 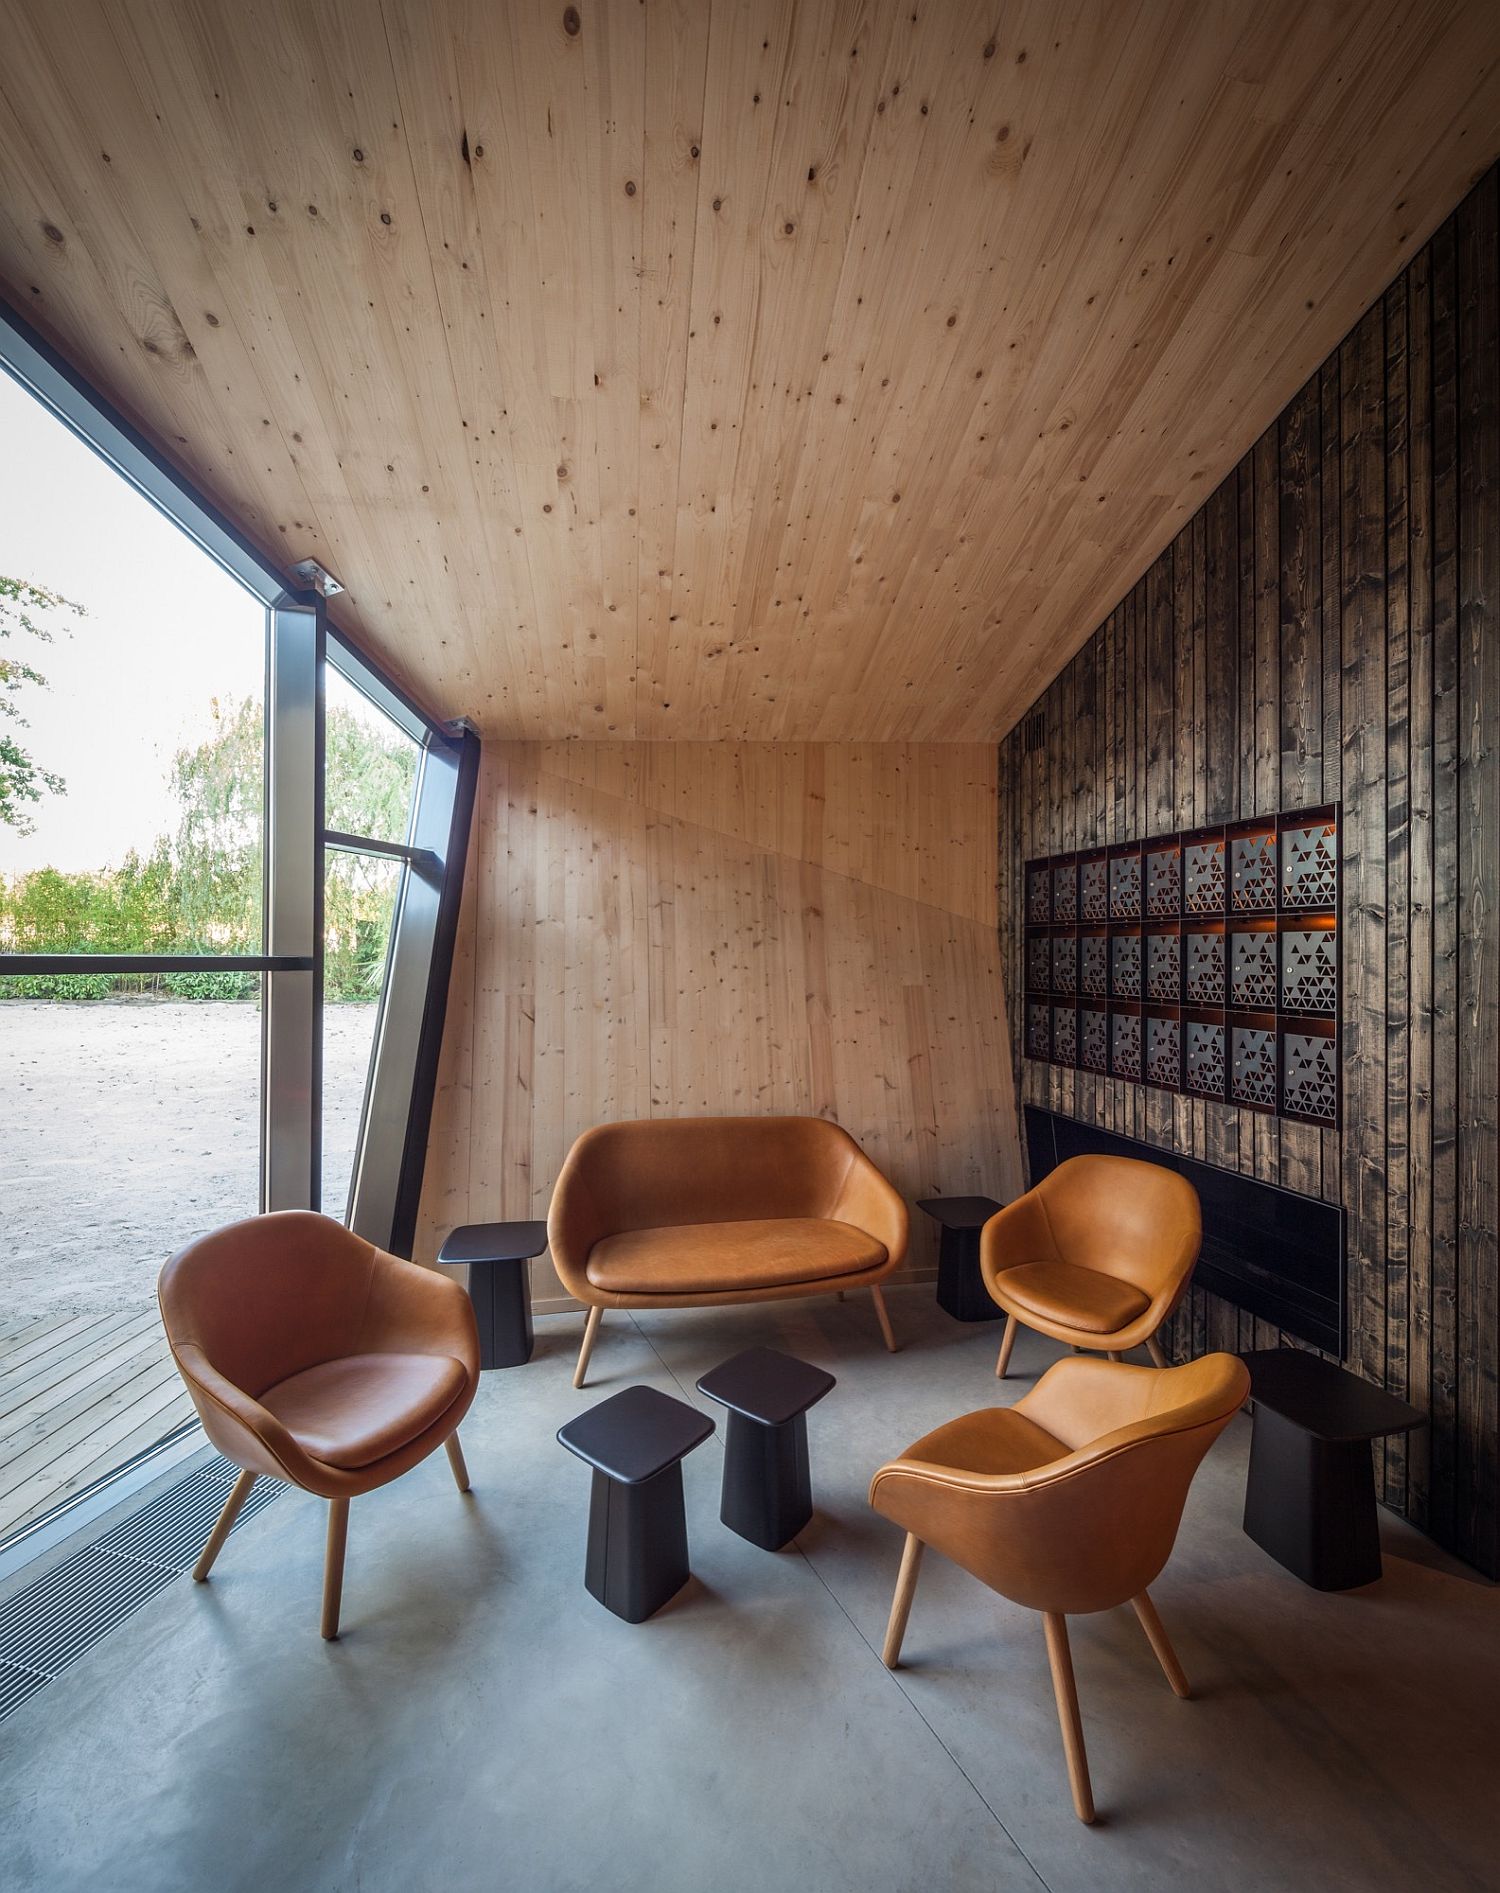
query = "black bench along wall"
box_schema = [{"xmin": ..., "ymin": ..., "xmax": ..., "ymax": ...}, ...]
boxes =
[{"xmin": 996, "ymin": 163, "xmax": 1500, "ymax": 1579}]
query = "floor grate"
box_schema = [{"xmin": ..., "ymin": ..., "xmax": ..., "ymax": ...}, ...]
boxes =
[{"xmin": 0, "ymin": 1459, "xmax": 280, "ymax": 1721}]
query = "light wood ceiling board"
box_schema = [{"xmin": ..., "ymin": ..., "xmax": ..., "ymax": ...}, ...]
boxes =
[
  {"xmin": 0, "ymin": 1, "xmax": 338, "ymax": 579},
  {"xmin": 379, "ymin": 1, "xmax": 547, "ymax": 722},
  {"xmin": 671, "ymin": 0, "xmax": 903, "ymax": 737},
  {"xmin": 2, "ymin": 0, "xmax": 1497, "ymax": 739},
  {"xmin": 637, "ymin": 0, "xmax": 710, "ymax": 722}
]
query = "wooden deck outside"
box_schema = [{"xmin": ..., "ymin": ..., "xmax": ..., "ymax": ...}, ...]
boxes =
[{"xmin": 0, "ymin": 1305, "xmax": 192, "ymax": 1544}]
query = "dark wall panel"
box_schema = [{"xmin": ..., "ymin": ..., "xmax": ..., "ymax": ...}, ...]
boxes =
[{"xmin": 997, "ymin": 164, "xmax": 1500, "ymax": 1578}]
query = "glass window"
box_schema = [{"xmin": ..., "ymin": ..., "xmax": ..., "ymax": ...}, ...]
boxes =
[
  {"xmin": 1, "ymin": 302, "xmax": 474, "ymax": 1551},
  {"xmin": 0, "ymin": 973, "xmax": 262, "ymax": 1541},
  {"xmin": 322, "ymin": 847, "xmax": 402, "ymax": 1220},
  {"xmin": 0, "ymin": 372, "xmax": 266, "ymax": 955},
  {"xmin": 324, "ymin": 663, "xmax": 418, "ymax": 845}
]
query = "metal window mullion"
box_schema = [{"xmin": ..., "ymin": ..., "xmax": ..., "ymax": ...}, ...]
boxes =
[
  {"xmin": 346, "ymin": 727, "xmax": 478, "ymax": 1253},
  {"xmin": 262, "ymin": 595, "xmax": 323, "ymax": 1213}
]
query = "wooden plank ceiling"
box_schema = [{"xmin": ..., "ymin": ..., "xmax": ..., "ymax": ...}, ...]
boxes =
[{"xmin": 0, "ymin": 0, "xmax": 1496, "ymax": 740}]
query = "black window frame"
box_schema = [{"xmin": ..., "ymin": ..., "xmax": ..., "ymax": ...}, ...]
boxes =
[{"xmin": 0, "ymin": 294, "xmax": 477, "ymax": 1256}]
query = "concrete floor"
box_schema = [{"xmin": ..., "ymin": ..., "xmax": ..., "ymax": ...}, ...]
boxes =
[{"xmin": 1, "ymin": 1288, "xmax": 1495, "ymax": 1893}]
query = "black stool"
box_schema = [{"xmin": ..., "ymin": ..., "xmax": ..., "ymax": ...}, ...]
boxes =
[
  {"xmin": 437, "ymin": 1220, "xmax": 549, "ymax": 1369},
  {"xmin": 557, "ymin": 1385, "xmax": 715, "ymax": 1622},
  {"xmin": 696, "ymin": 1347, "xmax": 835, "ymax": 1550},
  {"xmin": 1241, "ymin": 1348, "xmax": 1426, "ymax": 1590},
  {"xmin": 917, "ymin": 1196, "xmax": 1005, "ymax": 1322}
]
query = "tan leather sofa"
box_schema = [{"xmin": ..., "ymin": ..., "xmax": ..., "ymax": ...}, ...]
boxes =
[
  {"xmin": 981, "ymin": 1154, "xmax": 1200, "ymax": 1377},
  {"xmin": 548, "ymin": 1116, "xmax": 909, "ymax": 1387},
  {"xmin": 159, "ymin": 1210, "xmax": 480, "ymax": 1638},
  {"xmin": 871, "ymin": 1352, "xmax": 1249, "ymax": 1822}
]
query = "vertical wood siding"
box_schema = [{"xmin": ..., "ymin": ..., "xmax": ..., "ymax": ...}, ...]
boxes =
[{"xmin": 997, "ymin": 165, "xmax": 1500, "ymax": 1578}]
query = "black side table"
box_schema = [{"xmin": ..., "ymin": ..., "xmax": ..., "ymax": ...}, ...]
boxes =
[
  {"xmin": 557, "ymin": 1385, "xmax": 715, "ymax": 1622},
  {"xmin": 437, "ymin": 1220, "xmax": 549, "ymax": 1369},
  {"xmin": 917, "ymin": 1196, "xmax": 1004, "ymax": 1322},
  {"xmin": 1241, "ymin": 1348, "xmax": 1426, "ymax": 1590},
  {"xmin": 696, "ymin": 1347, "xmax": 836, "ymax": 1551}
]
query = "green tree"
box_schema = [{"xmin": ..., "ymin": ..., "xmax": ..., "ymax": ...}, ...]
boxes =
[
  {"xmin": 0, "ymin": 575, "xmax": 80, "ymax": 830},
  {"xmin": 2, "ymin": 685, "xmax": 417, "ymax": 996},
  {"xmin": 168, "ymin": 695, "xmax": 263, "ymax": 951}
]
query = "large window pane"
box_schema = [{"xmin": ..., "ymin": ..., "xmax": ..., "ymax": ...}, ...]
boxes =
[
  {"xmin": 0, "ymin": 975, "xmax": 262, "ymax": 1539},
  {"xmin": 322, "ymin": 849, "xmax": 402, "ymax": 1220},
  {"xmin": 0, "ymin": 370, "xmax": 265, "ymax": 955},
  {"xmin": 325, "ymin": 663, "xmax": 419, "ymax": 845}
]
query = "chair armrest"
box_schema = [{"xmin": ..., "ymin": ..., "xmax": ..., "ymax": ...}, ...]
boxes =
[
  {"xmin": 547, "ymin": 1136, "xmax": 613, "ymax": 1302},
  {"xmin": 829, "ymin": 1144, "xmax": 908, "ymax": 1265},
  {"xmin": 358, "ymin": 1249, "xmax": 481, "ymax": 1379},
  {"xmin": 171, "ymin": 1342, "xmax": 317, "ymax": 1485},
  {"xmin": 979, "ymin": 1190, "xmax": 1057, "ymax": 1288}
]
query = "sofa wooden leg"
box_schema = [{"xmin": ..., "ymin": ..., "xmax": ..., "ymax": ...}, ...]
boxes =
[
  {"xmin": 882, "ymin": 1533, "xmax": 924, "ymax": 1667},
  {"xmin": 193, "ymin": 1469, "xmax": 257, "ymax": 1582},
  {"xmin": 321, "ymin": 1499, "xmax": 350, "ymax": 1641},
  {"xmin": 1043, "ymin": 1611, "xmax": 1095, "ymax": 1824},
  {"xmin": 1131, "ymin": 1590, "xmax": 1191, "ymax": 1698},
  {"xmin": 445, "ymin": 1431, "xmax": 471, "ymax": 1493},
  {"xmin": 995, "ymin": 1316, "xmax": 1019, "ymax": 1379},
  {"xmin": 1145, "ymin": 1332, "xmax": 1169, "ymax": 1369},
  {"xmin": 574, "ymin": 1305, "xmax": 603, "ymax": 1389},
  {"xmin": 870, "ymin": 1285, "xmax": 897, "ymax": 1352},
  {"xmin": 1108, "ymin": 1350, "xmax": 1123, "ymax": 1362}
]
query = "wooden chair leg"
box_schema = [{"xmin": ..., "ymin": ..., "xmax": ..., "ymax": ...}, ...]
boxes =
[
  {"xmin": 192, "ymin": 1469, "xmax": 257, "ymax": 1582},
  {"xmin": 573, "ymin": 1305, "xmax": 603, "ymax": 1389},
  {"xmin": 1145, "ymin": 1332, "xmax": 1169, "ymax": 1369},
  {"xmin": 882, "ymin": 1533, "xmax": 925, "ymax": 1668},
  {"xmin": 1043, "ymin": 1611, "xmax": 1095, "ymax": 1824},
  {"xmin": 321, "ymin": 1498, "xmax": 350, "ymax": 1641},
  {"xmin": 445, "ymin": 1431, "xmax": 471, "ymax": 1493},
  {"xmin": 995, "ymin": 1315, "xmax": 1019, "ymax": 1379},
  {"xmin": 1131, "ymin": 1590, "xmax": 1191, "ymax": 1698},
  {"xmin": 1107, "ymin": 1350, "xmax": 1123, "ymax": 1361},
  {"xmin": 870, "ymin": 1285, "xmax": 898, "ymax": 1353}
]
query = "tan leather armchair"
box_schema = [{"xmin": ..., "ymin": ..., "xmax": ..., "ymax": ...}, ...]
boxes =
[
  {"xmin": 158, "ymin": 1210, "xmax": 480, "ymax": 1638},
  {"xmin": 981, "ymin": 1154, "xmax": 1200, "ymax": 1378},
  {"xmin": 548, "ymin": 1116, "xmax": 909, "ymax": 1387},
  {"xmin": 870, "ymin": 1352, "xmax": 1248, "ymax": 1822}
]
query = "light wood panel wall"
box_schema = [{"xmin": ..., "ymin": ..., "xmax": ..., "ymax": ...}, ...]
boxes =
[
  {"xmin": 416, "ymin": 742, "xmax": 1022, "ymax": 1302},
  {"xmin": 997, "ymin": 165, "xmax": 1500, "ymax": 1579},
  {"xmin": 1, "ymin": 2, "xmax": 1497, "ymax": 741}
]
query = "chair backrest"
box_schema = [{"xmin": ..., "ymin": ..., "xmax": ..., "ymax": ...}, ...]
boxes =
[
  {"xmin": 158, "ymin": 1210, "xmax": 378, "ymax": 1398},
  {"xmin": 1030, "ymin": 1153, "xmax": 1201, "ymax": 1298},
  {"xmin": 882, "ymin": 1353, "xmax": 1247, "ymax": 1614}
]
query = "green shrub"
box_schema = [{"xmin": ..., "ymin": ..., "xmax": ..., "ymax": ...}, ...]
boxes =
[
  {"xmin": 0, "ymin": 971, "xmax": 115, "ymax": 999},
  {"xmin": 161, "ymin": 970, "xmax": 258, "ymax": 1000}
]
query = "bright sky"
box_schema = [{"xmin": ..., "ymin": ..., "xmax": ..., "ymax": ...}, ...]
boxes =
[{"xmin": 0, "ymin": 367, "xmax": 264, "ymax": 873}]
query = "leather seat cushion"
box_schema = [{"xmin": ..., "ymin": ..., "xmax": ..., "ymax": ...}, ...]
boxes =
[
  {"xmin": 902, "ymin": 1408, "xmax": 1066, "ymax": 1478},
  {"xmin": 994, "ymin": 1260, "xmax": 1152, "ymax": 1335},
  {"xmin": 585, "ymin": 1218, "xmax": 886, "ymax": 1296},
  {"xmin": 260, "ymin": 1353, "xmax": 467, "ymax": 1469}
]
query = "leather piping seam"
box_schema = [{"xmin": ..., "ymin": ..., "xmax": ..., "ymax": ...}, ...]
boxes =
[{"xmin": 870, "ymin": 1412, "xmax": 1236, "ymax": 1498}]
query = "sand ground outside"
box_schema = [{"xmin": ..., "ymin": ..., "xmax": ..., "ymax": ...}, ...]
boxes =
[{"xmin": 2, "ymin": 999, "xmax": 377, "ymax": 1320}]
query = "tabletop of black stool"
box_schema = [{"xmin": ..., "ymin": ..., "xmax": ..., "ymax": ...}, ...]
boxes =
[
  {"xmin": 1241, "ymin": 1348, "xmax": 1425, "ymax": 1443},
  {"xmin": 916, "ymin": 1195, "xmax": 1003, "ymax": 1230},
  {"xmin": 437, "ymin": 1220, "xmax": 550, "ymax": 1266},
  {"xmin": 695, "ymin": 1347, "xmax": 836, "ymax": 1428},
  {"xmin": 557, "ymin": 1385, "xmax": 715, "ymax": 1484}
]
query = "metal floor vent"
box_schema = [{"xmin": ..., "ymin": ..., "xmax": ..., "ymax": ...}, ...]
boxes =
[{"xmin": 0, "ymin": 1460, "xmax": 280, "ymax": 1722}]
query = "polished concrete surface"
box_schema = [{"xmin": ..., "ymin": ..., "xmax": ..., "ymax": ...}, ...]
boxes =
[{"xmin": 2, "ymin": 1289, "xmax": 1495, "ymax": 1892}]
